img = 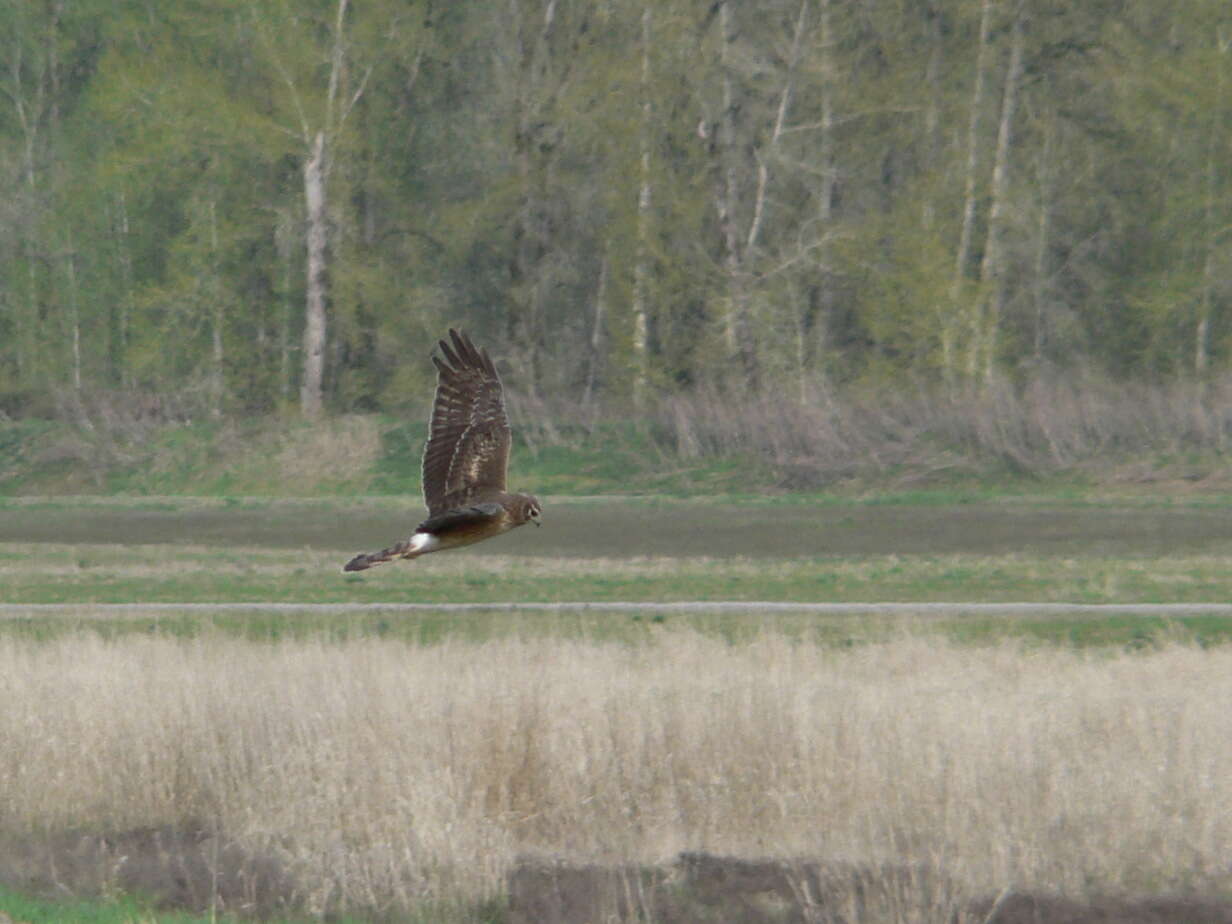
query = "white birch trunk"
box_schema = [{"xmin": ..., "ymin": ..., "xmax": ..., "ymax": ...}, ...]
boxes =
[
  {"xmin": 716, "ymin": 0, "xmax": 748, "ymax": 366},
  {"xmin": 300, "ymin": 130, "xmax": 329, "ymax": 419},
  {"xmin": 287, "ymin": 0, "xmax": 367, "ymax": 418},
  {"xmin": 116, "ymin": 190, "xmax": 135, "ymax": 387},
  {"xmin": 815, "ymin": 0, "xmax": 835, "ymax": 382},
  {"xmin": 1198, "ymin": 28, "xmax": 1228, "ymax": 375},
  {"xmin": 1032, "ymin": 111, "xmax": 1055, "ymax": 362},
  {"xmin": 631, "ymin": 2, "xmax": 653, "ymax": 406},
  {"xmin": 978, "ymin": 9, "xmax": 1025, "ymax": 383},
  {"xmin": 952, "ymin": 0, "xmax": 995, "ymax": 381},
  {"xmin": 748, "ymin": 0, "xmax": 806, "ymax": 253},
  {"xmin": 276, "ymin": 212, "xmax": 296, "ymax": 404},
  {"xmin": 8, "ymin": 36, "xmax": 45, "ymax": 384},
  {"xmin": 921, "ymin": 4, "xmax": 943, "ymax": 229},
  {"xmin": 208, "ymin": 198, "xmax": 224, "ymax": 418},
  {"xmin": 64, "ymin": 231, "xmax": 80, "ymax": 392},
  {"xmin": 585, "ymin": 253, "xmax": 607, "ymax": 410}
]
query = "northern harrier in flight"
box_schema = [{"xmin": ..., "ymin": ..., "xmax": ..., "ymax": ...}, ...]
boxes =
[{"xmin": 343, "ymin": 329, "xmax": 541, "ymax": 572}]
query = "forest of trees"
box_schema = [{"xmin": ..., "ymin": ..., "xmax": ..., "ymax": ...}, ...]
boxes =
[{"xmin": 1, "ymin": 0, "xmax": 1229, "ymax": 424}]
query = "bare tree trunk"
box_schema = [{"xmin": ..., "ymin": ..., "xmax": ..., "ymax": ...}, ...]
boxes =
[
  {"xmin": 506, "ymin": 0, "xmax": 569, "ymax": 394},
  {"xmin": 279, "ymin": 289, "xmax": 293, "ymax": 404},
  {"xmin": 509, "ymin": 146, "xmax": 545, "ymax": 395},
  {"xmin": 296, "ymin": 0, "xmax": 350, "ymax": 419},
  {"xmin": 795, "ymin": 311, "xmax": 808, "ymax": 404},
  {"xmin": 921, "ymin": 3, "xmax": 943, "ymax": 229},
  {"xmin": 208, "ymin": 198, "xmax": 224, "ymax": 418},
  {"xmin": 816, "ymin": 0, "xmax": 833, "ymax": 226},
  {"xmin": 46, "ymin": 0, "xmax": 61, "ymax": 129},
  {"xmin": 22, "ymin": 250, "xmax": 38, "ymax": 382},
  {"xmin": 47, "ymin": 2, "xmax": 62, "ymax": 389},
  {"xmin": 116, "ymin": 190, "xmax": 134, "ymax": 387},
  {"xmin": 300, "ymin": 130, "xmax": 328, "ymax": 419},
  {"xmin": 1198, "ymin": 27, "xmax": 1229, "ymax": 375},
  {"xmin": 977, "ymin": 6, "xmax": 1025, "ymax": 383},
  {"xmin": 63, "ymin": 231, "xmax": 81, "ymax": 392},
  {"xmin": 748, "ymin": 0, "xmax": 806, "ymax": 254},
  {"xmin": 584, "ymin": 252, "xmax": 607, "ymax": 411},
  {"xmin": 952, "ymin": 0, "xmax": 995, "ymax": 382},
  {"xmin": 210, "ymin": 317, "xmax": 224, "ymax": 416},
  {"xmin": 814, "ymin": 0, "xmax": 835, "ymax": 379},
  {"xmin": 265, "ymin": 0, "xmax": 368, "ymax": 419},
  {"xmin": 715, "ymin": 0, "xmax": 752, "ymax": 375},
  {"xmin": 275, "ymin": 211, "xmax": 296, "ymax": 405},
  {"xmin": 631, "ymin": 1, "xmax": 653, "ymax": 407},
  {"xmin": 6, "ymin": 21, "xmax": 48, "ymax": 386},
  {"xmin": 1032, "ymin": 110, "xmax": 1055, "ymax": 363},
  {"xmin": 712, "ymin": 0, "xmax": 808, "ymax": 386}
]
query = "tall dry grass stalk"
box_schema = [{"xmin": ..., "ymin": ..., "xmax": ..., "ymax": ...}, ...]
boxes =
[{"xmin": 1, "ymin": 631, "xmax": 1229, "ymax": 915}]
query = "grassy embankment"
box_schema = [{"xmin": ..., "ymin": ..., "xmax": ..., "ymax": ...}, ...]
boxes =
[{"xmin": 0, "ymin": 413, "xmax": 775, "ymax": 497}]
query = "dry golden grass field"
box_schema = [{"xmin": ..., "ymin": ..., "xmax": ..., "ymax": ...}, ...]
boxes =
[{"xmin": 2, "ymin": 628, "xmax": 1231, "ymax": 921}]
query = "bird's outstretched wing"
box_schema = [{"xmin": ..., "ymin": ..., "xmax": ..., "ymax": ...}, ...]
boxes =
[{"xmin": 421, "ymin": 329, "xmax": 511, "ymax": 516}]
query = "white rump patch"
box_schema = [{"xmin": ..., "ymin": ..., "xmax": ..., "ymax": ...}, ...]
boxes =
[{"xmin": 410, "ymin": 532, "xmax": 439, "ymax": 554}]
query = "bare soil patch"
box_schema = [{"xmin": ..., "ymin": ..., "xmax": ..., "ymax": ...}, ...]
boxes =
[
  {"xmin": 7, "ymin": 838, "xmax": 1231, "ymax": 923},
  {"xmin": 508, "ymin": 854, "xmax": 1232, "ymax": 924},
  {"xmin": 6, "ymin": 499, "xmax": 1232, "ymax": 559},
  {"xmin": 0, "ymin": 826, "xmax": 292, "ymax": 919}
]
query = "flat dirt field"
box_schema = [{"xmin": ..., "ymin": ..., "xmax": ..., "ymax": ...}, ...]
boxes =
[
  {"xmin": 4, "ymin": 495, "xmax": 1232, "ymax": 558},
  {"xmin": 2, "ymin": 497, "xmax": 1232, "ymax": 923}
]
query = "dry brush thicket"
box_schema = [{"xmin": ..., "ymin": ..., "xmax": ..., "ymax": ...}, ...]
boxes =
[
  {"xmin": 647, "ymin": 374, "xmax": 1232, "ymax": 484},
  {"xmin": 509, "ymin": 372, "xmax": 1232, "ymax": 487},
  {"xmin": 1, "ymin": 631, "xmax": 1229, "ymax": 918},
  {"xmin": 21, "ymin": 371, "xmax": 1232, "ymax": 495}
]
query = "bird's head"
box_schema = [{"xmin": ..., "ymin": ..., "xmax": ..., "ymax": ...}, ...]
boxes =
[{"xmin": 518, "ymin": 494, "xmax": 543, "ymax": 527}]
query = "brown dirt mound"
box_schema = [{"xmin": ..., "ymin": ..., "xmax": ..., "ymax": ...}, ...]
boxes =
[
  {"xmin": 969, "ymin": 891, "xmax": 1232, "ymax": 924},
  {"xmin": 5, "ymin": 834, "xmax": 1232, "ymax": 922},
  {"xmin": 0, "ymin": 826, "xmax": 293, "ymax": 919},
  {"xmin": 508, "ymin": 854, "xmax": 1232, "ymax": 924},
  {"xmin": 508, "ymin": 853, "xmax": 951, "ymax": 924}
]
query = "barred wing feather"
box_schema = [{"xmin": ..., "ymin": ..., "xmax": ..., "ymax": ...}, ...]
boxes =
[{"xmin": 421, "ymin": 329, "xmax": 511, "ymax": 516}]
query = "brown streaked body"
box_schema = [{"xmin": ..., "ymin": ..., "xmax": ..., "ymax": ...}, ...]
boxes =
[{"xmin": 344, "ymin": 330, "xmax": 541, "ymax": 572}]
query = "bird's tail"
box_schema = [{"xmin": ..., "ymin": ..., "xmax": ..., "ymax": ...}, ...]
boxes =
[{"xmin": 343, "ymin": 540, "xmax": 420, "ymax": 572}]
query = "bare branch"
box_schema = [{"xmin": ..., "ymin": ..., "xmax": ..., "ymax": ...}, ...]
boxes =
[
  {"xmin": 746, "ymin": 0, "xmax": 808, "ymax": 254},
  {"xmin": 251, "ymin": 3, "xmax": 310, "ymax": 143},
  {"xmin": 324, "ymin": 0, "xmax": 350, "ymax": 131},
  {"xmin": 337, "ymin": 63, "xmax": 373, "ymax": 129}
]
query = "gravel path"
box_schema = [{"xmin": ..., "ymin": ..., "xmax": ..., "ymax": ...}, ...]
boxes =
[{"xmin": 5, "ymin": 601, "xmax": 1232, "ymax": 616}]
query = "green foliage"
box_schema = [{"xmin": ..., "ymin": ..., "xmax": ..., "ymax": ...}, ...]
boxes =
[
  {"xmin": 0, "ymin": 413, "xmax": 775, "ymax": 496},
  {"xmin": 2, "ymin": 1, "xmax": 1232, "ymax": 416},
  {"xmin": 0, "ymin": 882, "xmax": 393, "ymax": 923}
]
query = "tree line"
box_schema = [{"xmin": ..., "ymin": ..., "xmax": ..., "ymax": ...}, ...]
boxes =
[{"xmin": 0, "ymin": 0, "xmax": 1228, "ymax": 423}]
